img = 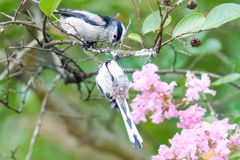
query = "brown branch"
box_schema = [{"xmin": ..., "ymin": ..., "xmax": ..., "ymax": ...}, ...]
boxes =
[
  {"xmin": 25, "ymin": 74, "xmax": 61, "ymax": 160},
  {"xmin": 0, "ymin": 34, "xmax": 43, "ymax": 81},
  {"xmin": 131, "ymin": 0, "xmax": 145, "ymax": 48},
  {"xmin": 0, "ymin": 21, "xmax": 40, "ymax": 31},
  {"xmin": 156, "ymin": 0, "xmax": 163, "ymax": 19},
  {"xmin": 48, "ymin": 17, "xmax": 84, "ymax": 42},
  {"xmin": 42, "ymin": 15, "xmax": 49, "ymax": 43},
  {"xmin": 153, "ymin": 2, "xmax": 178, "ymax": 53},
  {"xmin": 44, "ymin": 40, "xmax": 157, "ymax": 57},
  {"xmin": 0, "ymin": 99, "xmax": 21, "ymax": 113},
  {"xmin": 160, "ymin": 26, "xmax": 220, "ymax": 47},
  {"xmin": 13, "ymin": 0, "xmax": 26, "ymax": 21}
]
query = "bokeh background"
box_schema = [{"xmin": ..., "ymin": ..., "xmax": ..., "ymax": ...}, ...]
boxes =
[{"xmin": 0, "ymin": 0, "xmax": 240, "ymax": 159}]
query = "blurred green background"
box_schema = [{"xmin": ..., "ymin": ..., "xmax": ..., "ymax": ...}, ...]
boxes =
[{"xmin": 0, "ymin": 0, "xmax": 240, "ymax": 159}]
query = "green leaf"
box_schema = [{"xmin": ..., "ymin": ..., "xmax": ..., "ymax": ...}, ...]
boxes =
[
  {"xmin": 202, "ymin": 3, "xmax": 240, "ymax": 30},
  {"xmin": 233, "ymin": 116, "xmax": 240, "ymax": 126},
  {"xmin": 172, "ymin": 13, "xmax": 205, "ymax": 38},
  {"xmin": 39, "ymin": 0, "xmax": 62, "ymax": 17},
  {"xmin": 128, "ymin": 33, "xmax": 142, "ymax": 43},
  {"xmin": 212, "ymin": 73, "xmax": 240, "ymax": 86},
  {"xmin": 142, "ymin": 11, "xmax": 171, "ymax": 35},
  {"xmin": 228, "ymin": 151, "xmax": 240, "ymax": 160},
  {"xmin": 203, "ymin": 116, "xmax": 218, "ymax": 123}
]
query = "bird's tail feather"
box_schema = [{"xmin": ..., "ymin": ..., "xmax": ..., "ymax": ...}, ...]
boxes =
[{"xmin": 116, "ymin": 100, "xmax": 143, "ymax": 150}]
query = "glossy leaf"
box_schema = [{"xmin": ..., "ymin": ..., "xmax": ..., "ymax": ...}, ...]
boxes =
[
  {"xmin": 142, "ymin": 11, "xmax": 171, "ymax": 35},
  {"xmin": 172, "ymin": 13, "xmax": 205, "ymax": 38},
  {"xmin": 39, "ymin": 0, "xmax": 62, "ymax": 16},
  {"xmin": 128, "ymin": 33, "xmax": 142, "ymax": 43},
  {"xmin": 202, "ymin": 3, "xmax": 240, "ymax": 29},
  {"xmin": 212, "ymin": 73, "xmax": 240, "ymax": 86}
]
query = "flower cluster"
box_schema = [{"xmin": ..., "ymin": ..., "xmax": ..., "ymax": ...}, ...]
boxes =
[
  {"xmin": 185, "ymin": 71, "xmax": 216, "ymax": 102},
  {"xmin": 129, "ymin": 63, "xmax": 177, "ymax": 124},
  {"xmin": 177, "ymin": 103, "xmax": 206, "ymax": 129},
  {"xmin": 130, "ymin": 64, "xmax": 240, "ymax": 160},
  {"xmin": 152, "ymin": 118, "xmax": 239, "ymax": 160}
]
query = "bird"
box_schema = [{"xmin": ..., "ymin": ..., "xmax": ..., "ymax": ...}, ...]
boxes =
[
  {"xmin": 95, "ymin": 56, "xmax": 143, "ymax": 150},
  {"xmin": 32, "ymin": 0, "xmax": 126, "ymax": 47}
]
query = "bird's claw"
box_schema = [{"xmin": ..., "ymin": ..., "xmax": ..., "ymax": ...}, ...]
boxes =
[{"xmin": 82, "ymin": 41, "xmax": 97, "ymax": 50}]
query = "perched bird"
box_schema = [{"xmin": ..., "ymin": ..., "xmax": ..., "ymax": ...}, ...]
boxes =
[
  {"xmin": 95, "ymin": 57, "xmax": 143, "ymax": 150},
  {"xmin": 33, "ymin": 0, "xmax": 126, "ymax": 47}
]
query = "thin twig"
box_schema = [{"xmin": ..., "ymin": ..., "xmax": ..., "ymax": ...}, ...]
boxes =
[
  {"xmin": 42, "ymin": 15, "xmax": 48, "ymax": 43},
  {"xmin": 131, "ymin": 0, "xmax": 145, "ymax": 48},
  {"xmin": 119, "ymin": 18, "xmax": 131, "ymax": 50},
  {"xmin": 13, "ymin": 0, "xmax": 26, "ymax": 21},
  {"xmin": 160, "ymin": 26, "xmax": 220, "ymax": 48},
  {"xmin": 202, "ymin": 93, "xmax": 216, "ymax": 116},
  {"xmin": 156, "ymin": 0, "xmax": 163, "ymax": 19},
  {"xmin": 5, "ymin": 49, "xmax": 10, "ymax": 105},
  {"xmin": 0, "ymin": 34, "xmax": 43, "ymax": 81},
  {"xmin": 0, "ymin": 99, "xmax": 21, "ymax": 113},
  {"xmin": 11, "ymin": 146, "xmax": 19, "ymax": 160},
  {"xmin": 170, "ymin": 44, "xmax": 177, "ymax": 70},
  {"xmin": 0, "ymin": 21, "xmax": 40, "ymax": 31},
  {"xmin": 153, "ymin": 1, "xmax": 179, "ymax": 52},
  {"xmin": 26, "ymin": 27, "xmax": 43, "ymax": 47},
  {"xmin": 48, "ymin": 17, "xmax": 84, "ymax": 43},
  {"xmin": 25, "ymin": 74, "xmax": 61, "ymax": 160},
  {"xmin": 84, "ymin": 82, "xmax": 96, "ymax": 101},
  {"xmin": 20, "ymin": 67, "xmax": 42, "ymax": 112}
]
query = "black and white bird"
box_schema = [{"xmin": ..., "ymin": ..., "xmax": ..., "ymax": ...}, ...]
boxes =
[
  {"xmin": 33, "ymin": 0, "xmax": 126, "ymax": 47},
  {"xmin": 95, "ymin": 57, "xmax": 143, "ymax": 150}
]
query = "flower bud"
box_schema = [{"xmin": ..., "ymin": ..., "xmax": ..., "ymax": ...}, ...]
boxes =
[
  {"xmin": 187, "ymin": 0, "xmax": 197, "ymax": 9},
  {"xmin": 190, "ymin": 37, "xmax": 201, "ymax": 47}
]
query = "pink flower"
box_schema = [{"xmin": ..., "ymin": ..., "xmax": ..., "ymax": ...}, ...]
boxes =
[
  {"xmin": 151, "ymin": 155, "xmax": 164, "ymax": 160},
  {"xmin": 164, "ymin": 105, "xmax": 178, "ymax": 119},
  {"xmin": 177, "ymin": 104, "xmax": 206, "ymax": 129},
  {"xmin": 153, "ymin": 119, "xmax": 238, "ymax": 160},
  {"xmin": 130, "ymin": 63, "xmax": 177, "ymax": 124},
  {"xmin": 230, "ymin": 127, "xmax": 240, "ymax": 146},
  {"xmin": 185, "ymin": 71, "xmax": 216, "ymax": 102},
  {"xmin": 149, "ymin": 111, "xmax": 164, "ymax": 124},
  {"xmin": 130, "ymin": 63, "xmax": 160, "ymax": 91},
  {"xmin": 158, "ymin": 145, "xmax": 175, "ymax": 159}
]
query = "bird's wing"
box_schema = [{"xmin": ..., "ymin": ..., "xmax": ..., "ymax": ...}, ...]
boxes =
[
  {"xmin": 55, "ymin": 9, "xmax": 107, "ymax": 26},
  {"xmin": 116, "ymin": 99, "xmax": 143, "ymax": 150}
]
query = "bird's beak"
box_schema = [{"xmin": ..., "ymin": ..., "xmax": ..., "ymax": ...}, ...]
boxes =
[{"xmin": 111, "ymin": 42, "xmax": 117, "ymax": 48}]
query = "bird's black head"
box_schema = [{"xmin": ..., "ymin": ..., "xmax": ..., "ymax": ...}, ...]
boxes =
[{"xmin": 107, "ymin": 18, "xmax": 126, "ymax": 47}]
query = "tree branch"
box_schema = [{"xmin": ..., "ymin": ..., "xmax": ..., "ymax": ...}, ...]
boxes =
[{"xmin": 131, "ymin": 0, "xmax": 145, "ymax": 48}]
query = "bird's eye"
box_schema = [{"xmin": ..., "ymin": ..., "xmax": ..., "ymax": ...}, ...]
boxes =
[{"xmin": 113, "ymin": 35, "xmax": 117, "ymax": 39}]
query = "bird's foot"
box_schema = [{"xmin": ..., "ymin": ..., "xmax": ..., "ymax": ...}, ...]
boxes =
[{"xmin": 82, "ymin": 41, "xmax": 97, "ymax": 50}]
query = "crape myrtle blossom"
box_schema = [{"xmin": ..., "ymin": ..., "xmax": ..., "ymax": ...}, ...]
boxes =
[
  {"xmin": 185, "ymin": 71, "xmax": 216, "ymax": 102},
  {"xmin": 130, "ymin": 64, "xmax": 240, "ymax": 159},
  {"xmin": 152, "ymin": 118, "xmax": 239, "ymax": 160},
  {"xmin": 129, "ymin": 63, "xmax": 177, "ymax": 124},
  {"xmin": 177, "ymin": 104, "xmax": 206, "ymax": 129}
]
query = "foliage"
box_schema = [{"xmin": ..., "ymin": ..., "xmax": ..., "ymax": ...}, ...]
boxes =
[{"xmin": 0, "ymin": 0, "xmax": 240, "ymax": 160}]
